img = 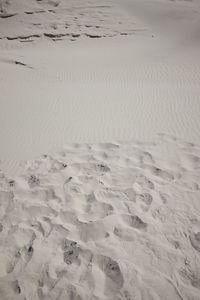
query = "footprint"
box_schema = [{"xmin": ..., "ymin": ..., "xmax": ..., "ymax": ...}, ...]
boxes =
[
  {"xmin": 181, "ymin": 154, "xmax": 200, "ymax": 170},
  {"xmin": 6, "ymin": 261, "xmax": 15, "ymax": 274},
  {"xmin": 85, "ymin": 194, "xmax": 113, "ymax": 220},
  {"xmin": 134, "ymin": 175, "xmax": 154, "ymax": 190},
  {"xmin": 137, "ymin": 193, "xmax": 153, "ymax": 212},
  {"xmin": 179, "ymin": 267, "xmax": 200, "ymax": 290},
  {"xmin": 145, "ymin": 165, "xmax": 174, "ymax": 181},
  {"xmin": 159, "ymin": 192, "xmax": 169, "ymax": 204},
  {"xmin": 138, "ymin": 192, "xmax": 153, "ymax": 205},
  {"xmin": 60, "ymin": 211, "xmax": 80, "ymax": 226},
  {"xmin": 114, "ymin": 226, "xmax": 135, "ymax": 241},
  {"xmin": 7, "ymin": 227, "xmax": 36, "ymax": 250},
  {"xmin": 139, "ymin": 151, "xmax": 154, "ymax": 164},
  {"xmin": 74, "ymin": 162, "xmax": 110, "ymax": 175},
  {"xmin": 31, "ymin": 217, "xmax": 56, "ymax": 238},
  {"xmin": 0, "ymin": 191, "xmax": 14, "ymax": 217},
  {"xmin": 87, "ymin": 192, "xmax": 97, "ymax": 203},
  {"xmin": 28, "ymin": 174, "xmax": 40, "ymax": 188},
  {"xmin": 26, "ymin": 156, "xmax": 67, "ymax": 174},
  {"xmin": 62, "ymin": 239, "xmax": 81, "ymax": 265},
  {"xmin": 66, "ymin": 284, "xmax": 82, "ymax": 300},
  {"xmin": 94, "ymin": 255, "xmax": 124, "ymax": 294},
  {"xmin": 151, "ymin": 206, "xmax": 171, "ymax": 223},
  {"xmin": 62, "ymin": 239, "xmax": 93, "ymax": 268},
  {"xmin": 79, "ymin": 221, "xmax": 109, "ymax": 242},
  {"xmin": 38, "ymin": 264, "xmax": 57, "ymax": 295},
  {"xmin": 123, "ymin": 188, "xmax": 136, "ymax": 202},
  {"xmin": 121, "ymin": 214, "xmax": 147, "ymax": 231},
  {"xmin": 7, "ymin": 239, "xmax": 35, "ymax": 276},
  {"xmin": 189, "ymin": 232, "xmax": 200, "ymax": 252}
]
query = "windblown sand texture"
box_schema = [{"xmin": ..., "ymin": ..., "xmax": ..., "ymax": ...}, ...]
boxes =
[
  {"xmin": 0, "ymin": 0, "xmax": 138, "ymax": 41},
  {"xmin": 0, "ymin": 0, "xmax": 200, "ymax": 175},
  {"xmin": 0, "ymin": 0, "xmax": 200, "ymax": 299},
  {"xmin": 0, "ymin": 134, "xmax": 200, "ymax": 299}
]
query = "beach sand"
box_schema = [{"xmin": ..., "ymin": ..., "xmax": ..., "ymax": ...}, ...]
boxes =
[
  {"xmin": 0, "ymin": 134, "xmax": 200, "ymax": 299},
  {"xmin": 0, "ymin": 0, "xmax": 200, "ymax": 299},
  {"xmin": 0, "ymin": 0, "xmax": 200, "ymax": 175}
]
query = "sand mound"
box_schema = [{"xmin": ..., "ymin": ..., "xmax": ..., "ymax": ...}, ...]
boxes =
[{"xmin": 0, "ymin": 134, "xmax": 200, "ymax": 299}]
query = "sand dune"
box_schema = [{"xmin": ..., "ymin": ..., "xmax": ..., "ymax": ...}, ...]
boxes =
[
  {"xmin": 0, "ymin": 134, "xmax": 200, "ymax": 299},
  {"xmin": 1, "ymin": 0, "xmax": 200, "ymax": 299},
  {"xmin": 0, "ymin": 0, "xmax": 200, "ymax": 175},
  {"xmin": 0, "ymin": 38, "xmax": 200, "ymax": 175}
]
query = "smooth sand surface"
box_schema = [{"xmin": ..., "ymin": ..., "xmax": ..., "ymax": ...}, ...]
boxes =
[{"xmin": 0, "ymin": 0, "xmax": 200, "ymax": 175}]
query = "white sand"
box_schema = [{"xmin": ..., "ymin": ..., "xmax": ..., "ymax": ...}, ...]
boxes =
[
  {"xmin": 1, "ymin": 0, "xmax": 200, "ymax": 299},
  {"xmin": 0, "ymin": 134, "xmax": 200, "ymax": 300},
  {"xmin": 0, "ymin": 0, "xmax": 200, "ymax": 175}
]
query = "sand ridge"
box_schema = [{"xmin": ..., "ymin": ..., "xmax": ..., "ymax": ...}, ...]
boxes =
[
  {"xmin": 0, "ymin": 0, "xmax": 141, "ymax": 43},
  {"xmin": 0, "ymin": 134, "xmax": 200, "ymax": 299}
]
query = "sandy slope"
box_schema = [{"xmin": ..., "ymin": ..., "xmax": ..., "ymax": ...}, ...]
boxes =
[
  {"xmin": 0, "ymin": 134, "xmax": 200, "ymax": 300},
  {"xmin": 0, "ymin": 0, "xmax": 200, "ymax": 175},
  {"xmin": 0, "ymin": 1, "xmax": 200, "ymax": 299}
]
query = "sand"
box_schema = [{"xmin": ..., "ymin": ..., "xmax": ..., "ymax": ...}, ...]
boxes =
[
  {"xmin": 0, "ymin": 0, "xmax": 200, "ymax": 175},
  {"xmin": 0, "ymin": 0, "xmax": 200, "ymax": 299},
  {"xmin": 0, "ymin": 134, "xmax": 200, "ymax": 300}
]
